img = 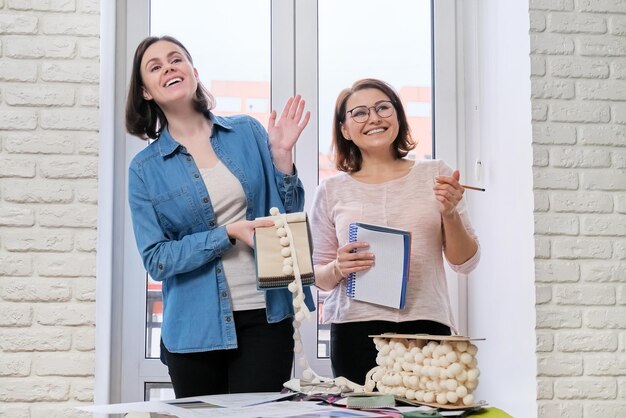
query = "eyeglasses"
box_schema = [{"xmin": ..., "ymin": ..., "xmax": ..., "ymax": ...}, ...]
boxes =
[{"xmin": 346, "ymin": 101, "xmax": 395, "ymax": 123}]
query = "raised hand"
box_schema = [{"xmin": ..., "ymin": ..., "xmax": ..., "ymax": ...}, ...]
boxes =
[
  {"xmin": 433, "ymin": 169, "xmax": 465, "ymax": 217},
  {"xmin": 267, "ymin": 95, "xmax": 311, "ymax": 174}
]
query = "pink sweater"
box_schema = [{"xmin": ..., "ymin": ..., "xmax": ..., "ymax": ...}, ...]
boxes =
[{"xmin": 310, "ymin": 159, "xmax": 480, "ymax": 333}]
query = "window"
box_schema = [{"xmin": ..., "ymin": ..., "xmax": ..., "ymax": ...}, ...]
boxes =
[
  {"xmin": 315, "ymin": 0, "xmax": 434, "ymax": 358},
  {"xmin": 318, "ymin": 0, "xmax": 433, "ymax": 178},
  {"xmin": 144, "ymin": 0, "xmax": 272, "ymax": 361},
  {"xmin": 114, "ymin": 0, "xmax": 458, "ymax": 402}
]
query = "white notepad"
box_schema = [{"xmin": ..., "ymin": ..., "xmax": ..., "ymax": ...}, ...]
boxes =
[{"xmin": 345, "ymin": 222, "xmax": 411, "ymax": 309}]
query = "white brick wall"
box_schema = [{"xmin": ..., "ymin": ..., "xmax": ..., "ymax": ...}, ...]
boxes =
[
  {"xmin": 531, "ymin": 0, "xmax": 626, "ymax": 416},
  {"xmin": 0, "ymin": 0, "xmax": 97, "ymax": 416}
]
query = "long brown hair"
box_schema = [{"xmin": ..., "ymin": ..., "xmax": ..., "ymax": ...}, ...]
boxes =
[
  {"xmin": 332, "ymin": 78, "xmax": 415, "ymax": 173},
  {"xmin": 125, "ymin": 35, "xmax": 216, "ymax": 140}
]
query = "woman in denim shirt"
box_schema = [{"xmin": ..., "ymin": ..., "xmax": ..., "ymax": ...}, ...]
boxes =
[{"xmin": 125, "ymin": 35, "xmax": 315, "ymax": 397}]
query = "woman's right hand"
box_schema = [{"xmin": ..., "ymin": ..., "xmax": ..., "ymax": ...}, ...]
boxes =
[
  {"xmin": 335, "ymin": 241, "xmax": 375, "ymax": 280},
  {"xmin": 226, "ymin": 219, "xmax": 275, "ymax": 248}
]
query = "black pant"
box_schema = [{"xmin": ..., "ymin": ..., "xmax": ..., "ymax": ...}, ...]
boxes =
[
  {"xmin": 330, "ymin": 319, "xmax": 451, "ymax": 385},
  {"xmin": 161, "ymin": 309, "xmax": 294, "ymax": 398}
]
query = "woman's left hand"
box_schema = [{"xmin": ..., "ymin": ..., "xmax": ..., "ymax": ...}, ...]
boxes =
[
  {"xmin": 433, "ymin": 169, "xmax": 465, "ymax": 217},
  {"xmin": 268, "ymin": 95, "xmax": 311, "ymax": 174}
]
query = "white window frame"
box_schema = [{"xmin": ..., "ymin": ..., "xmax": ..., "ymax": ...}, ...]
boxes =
[{"xmin": 97, "ymin": 0, "xmax": 463, "ymax": 404}]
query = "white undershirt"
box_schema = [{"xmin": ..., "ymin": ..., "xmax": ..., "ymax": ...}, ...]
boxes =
[{"xmin": 201, "ymin": 161, "xmax": 265, "ymax": 311}]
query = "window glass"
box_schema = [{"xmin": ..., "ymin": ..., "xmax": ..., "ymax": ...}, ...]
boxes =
[
  {"xmin": 146, "ymin": 0, "xmax": 271, "ymax": 359},
  {"xmin": 144, "ymin": 382, "xmax": 174, "ymax": 401},
  {"xmin": 145, "ymin": 275, "xmax": 162, "ymax": 358},
  {"xmin": 318, "ymin": 0, "xmax": 433, "ymax": 179},
  {"xmin": 150, "ymin": 0, "xmax": 271, "ymax": 126},
  {"xmin": 316, "ymin": 0, "xmax": 433, "ymax": 356}
]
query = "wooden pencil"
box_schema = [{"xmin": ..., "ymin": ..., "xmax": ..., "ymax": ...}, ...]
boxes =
[{"xmin": 461, "ymin": 184, "xmax": 486, "ymax": 192}]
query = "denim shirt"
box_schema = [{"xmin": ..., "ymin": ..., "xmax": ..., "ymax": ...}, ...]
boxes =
[{"xmin": 128, "ymin": 113, "xmax": 315, "ymax": 354}]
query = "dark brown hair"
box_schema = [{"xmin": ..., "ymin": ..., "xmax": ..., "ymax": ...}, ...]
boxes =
[
  {"xmin": 332, "ymin": 78, "xmax": 415, "ymax": 173},
  {"xmin": 125, "ymin": 35, "xmax": 216, "ymax": 140}
]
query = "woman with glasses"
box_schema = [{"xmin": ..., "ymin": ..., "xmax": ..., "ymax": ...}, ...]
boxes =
[
  {"xmin": 125, "ymin": 35, "xmax": 315, "ymax": 397},
  {"xmin": 310, "ymin": 78, "xmax": 480, "ymax": 385}
]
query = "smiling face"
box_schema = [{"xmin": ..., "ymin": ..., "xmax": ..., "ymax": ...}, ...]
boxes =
[
  {"xmin": 340, "ymin": 88, "xmax": 400, "ymax": 156},
  {"xmin": 139, "ymin": 40, "xmax": 199, "ymax": 110}
]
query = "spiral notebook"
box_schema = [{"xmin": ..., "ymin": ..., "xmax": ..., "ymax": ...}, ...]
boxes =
[{"xmin": 345, "ymin": 222, "xmax": 410, "ymax": 309}]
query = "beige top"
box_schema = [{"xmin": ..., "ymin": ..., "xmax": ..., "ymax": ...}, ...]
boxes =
[
  {"xmin": 201, "ymin": 162, "xmax": 265, "ymax": 311},
  {"xmin": 309, "ymin": 159, "xmax": 480, "ymax": 333}
]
